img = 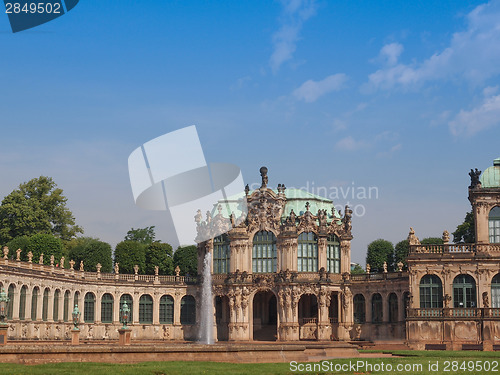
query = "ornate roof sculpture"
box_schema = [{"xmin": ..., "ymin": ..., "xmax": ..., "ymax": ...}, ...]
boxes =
[{"xmin": 195, "ymin": 166, "xmax": 353, "ymax": 241}]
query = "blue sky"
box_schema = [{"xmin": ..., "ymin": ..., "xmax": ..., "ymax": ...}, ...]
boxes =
[{"xmin": 1, "ymin": 0, "xmax": 499, "ymax": 265}]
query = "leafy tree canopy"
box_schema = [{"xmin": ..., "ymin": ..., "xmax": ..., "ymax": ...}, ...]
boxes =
[
  {"xmin": 26, "ymin": 233, "xmax": 64, "ymax": 265},
  {"xmin": 394, "ymin": 240, "xmax": 409, "ymax": 270},
  {"xmin": 67, "ymin": 237, "xmax": 113, "ymax": 272},
  {"xmin": 351, "ymin": 264, "xmax": 365, "ymax": 274},
  {"xmin": 124, "ymin": 226, "xmax": 156, "ymax": 244},
  {"xmin": 173, "ymin": 245, "xmax": 197, "ymax": 276},
  {"xmin": 114, "ymin": 240, "xmax": 146, "ymax": 274},
  {"xmin": 6, "ymin": 235, "xmax": 30, "ymax": 261},
  {"xmin": 145, "ymin": 242, "xmax": 173, "ymax": 275},
  {"xmin": 366, "ymin": 239, "xmax": 394, "ymax": 273},
  {"xmin": 0, "ymin": 176, "xmax": 83, "ymax": 244},
  {"xmin": 453, "ymin": 211, "xmax": 475, "ymax": 243},
  {"xmin": 421, "ymin": 237, "xmax": 444, "ymax": 245}
]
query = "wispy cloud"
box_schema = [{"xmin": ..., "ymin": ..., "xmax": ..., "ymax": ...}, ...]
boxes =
[
  {"xmin": 293, "ymin": 73, "xmax": 348, "ymax": 102},
  {"xmin": 449, "ymin": 91, "xmax": 500, "ymax": 136},
  {"xmin": 335, "ymin": 132, "xmax": 402, "ymax": 155},
  {"xmin": 365, "ymin": 0, "xmax": 500, "ymax": 91},
  {"xmin": 335, "ymin": 136, "xmax": 367, "ymax": 151},
  {"xmin": 270, "ymin": 0, "xmax": 317, "ymax": 73}
]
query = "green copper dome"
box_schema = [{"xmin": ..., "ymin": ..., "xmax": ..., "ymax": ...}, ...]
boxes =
[{"xmin": 480, "ymin": 158, "xmax": 500, "ymax": 188}]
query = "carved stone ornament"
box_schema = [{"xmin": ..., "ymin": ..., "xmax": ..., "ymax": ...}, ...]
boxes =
[{"xmin": 469, "ymin": 168, "xmax": 482, "ymax": 189}]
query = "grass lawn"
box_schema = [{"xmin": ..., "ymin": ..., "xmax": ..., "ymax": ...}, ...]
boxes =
[{"xmin": 0, "ymin": 351, "xmax": 498, "ymax": 375}]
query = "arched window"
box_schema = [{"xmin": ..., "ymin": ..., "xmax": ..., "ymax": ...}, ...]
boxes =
[
  {"xmin": 252, "ymin": 231, "xmax": 277, "ymax": 273},
  {"xmin": 53, "ymin": 290, "xmax": 60, "ymax": 321},
  {"xmin": 63, "ymin": 291, "xmax": 70, "ymax": 322},
  {"xmin": 388, "ymin": 293, "xmax": 398, "ymax": 323},
  {"xmin": 453, "ymin": 274, "xmax": 476, "ymax": 308},
  {"xmin": 353, "ymin": 294, "xmax": 365, "ymax": 323},
  {"xmin": 31, "ymin": 287, "xmax": 39, "ymax": 321},
  {"xmin": 19, "ymin": 286, "xmax": 27, "ymax": 320},
  {"xmin": 181, "ymin": 295, "xmax": 196, "ymax": 325},
  {"xmin": 7, "ymin": 284, "xmax": 14, "ymax": 320},
  {"xmin": 371, "ymin": 293, "xmax": 383, "ymax": 323},
  {"xmin": 489, "ymin": 206, "xmax": 500, "ymax": 243},
  {"xmin": 420, "ymin": 275, "xmax": 443, "ymax": 308},
  {"xmin": 139, "ymin": 294, "xmax": 153, "ymax": 324},
  {"xmin": 73, "ymin": 291, "xmax": 80, "ymax": 310},
  {"xmin": 160, "ymin": 295, "xmax": 174, "ymax": 324},
  {"xmin": 492, "ymin": 274, "xmax": 500, "ymax": 308},
  {"xmin": 297, "ymin": 232, "xmax": 318, "ymax": 272},
  {"xmin": 84, "ymin": 292, "xmax": 95, "ymax": 323},
  {"xmin": 101, "ymin": 293, "xmax": 113, "ymax": 323},
  {"xmin": 327, "ymin": 234, "xmax": 341, "ymax": 273},
  {"xmin": 213, "ymin": 234, "xmax": 230, "ymax": 274},
  {"xmin": 42, "ymin": 288, "xmax": 49, "ymax": 321},
  {"xmin": 120, "ymin": 294, "xmax": 133, "ymax": 323}
]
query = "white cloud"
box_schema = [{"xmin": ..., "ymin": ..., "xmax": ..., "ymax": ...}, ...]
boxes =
[
  {"xmin": 335, "ymin": 132, "xmax": 401, "ymax": 153},
  {"xmin": 379, "ymin": 43, "xmax": 404, "ymax": 66},
  {"xmin": 335, "ymin": 136, "xmax": 367, "ymax": 151},
  {"xmin": 270, "ymin": 0, "xmax": 317, "ymax": 73},
  {"xmin": 449, "ymin": 93, "xmax": 500, "ymax": 136},
  {"xmin": 366, "ymin": 0, "xmax": 500, "ymax": 90},
  {"xmin": 293, "ymin": 73, "xmax": 348, "ymax": 102},
  {"xmin": 377, "ymin": 143, "xmax": 402, "ymax": 158}
]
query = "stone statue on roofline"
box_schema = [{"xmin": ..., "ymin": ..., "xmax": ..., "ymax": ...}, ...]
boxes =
[{"xmin": 469, "ymin": 168, "xmax": 481, "ymax": 189}]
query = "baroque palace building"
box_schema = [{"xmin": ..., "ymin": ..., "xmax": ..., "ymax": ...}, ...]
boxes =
[{"xmin": 0, "ymin": 161, "xmax": 498, "ymax": 349}]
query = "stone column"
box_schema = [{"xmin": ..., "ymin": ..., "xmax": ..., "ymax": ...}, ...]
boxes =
[
  {"xmin": 153, "ymin": 294, "xmax": 160, "ymax": 325},
  {"xmin": 317, "ymin": 288, "xmax": 331, "ymax": 340},
  {"xmin": 12, "ymin": 287, "xmax": 20, "ymax": 320},
  {"xmin": 365, "ymin": 293, "xmax": 372, "ymax": 324},
  {"xmin": 25, "ymin": 290, "xmax": 32, "ymax": 321},
  {"xmin": 382, "ymin": 293, "xmax": 389, "ymax": 323},
  {"xmin": 398, "ymin": 292, "xmax": 406, "ymax": 322},
  {"xmin": 36, "ymin": 291, "xmax": 43, "ymax": 321},
  {"xmin": 113, "ymin": 292, "xmax": 120, "ymax": 324},
  {"xmin": 58, "ymin": 292, "xmax": 64, "ymax": 323},
  {"xmin": 133, "ymin": 294, "xmax": 139, "ymax": 324},
  {"xmin": 317, "ymin": 237, "xmax": 327, "ymax": 271},
  {"xmin": 173, "ymin": 293, "xmax": 181, "ymax": 325},
  {"xmin": 95, "ymin": 292, "xmax": 102, "ymax": 323},
  {"xmin": 472, "ymin": 201, "xmax": 489, "ymax": 244},
  {"xmin": 340, "ymin": 239, "xmax": 351, "ymax": 275},
  {"xmin": 47, "ymin": 290, "xmax": 54, "ymax": 322}
]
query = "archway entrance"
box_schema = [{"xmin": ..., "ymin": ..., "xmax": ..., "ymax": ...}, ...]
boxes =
[
  {"xmin": 299, "ymin": 294, "xmax": 318, "ymax": 340},
  {"xmin": 215, "ymin": 296, "xmax": 230, "ymax": 341},
  {"xmin": 253, "ymin": 290, "xmax": 277, "ymax": 341}
]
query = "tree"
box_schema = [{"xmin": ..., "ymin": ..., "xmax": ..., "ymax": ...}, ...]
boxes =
[
  {"xmin": 26, "ymin": 233, "xmax": 64, "ymax": 265},
  {"xmin": 145, "ymin": 242, "xmax": 173, "ymax": 275},
  {"xmin": 124, "ymin": 226, "xmax": 156, "ymax": 244},
  {"xmin": 6, "ymin": 235, "xmax": 30, "ymax": 261},
  {"xmin": 394, "ymin": 240, "xmax": 409, "ymax": 270},
  {"xmin": 67, "ymin": 237, "xmax": 113, "ymax": 272},
  {"xmin": 173, "ymin": 245, "xmax": 197, "ymax": 276},
  {"xmin": 114, "ymin": 241, "xmax": 146, "ymax": 274},
  {"xmin": 421, "ymin": 237, "xmax": 444, "ymax": 245},
  {"xmin": 453, "ymin": 211, "xmax": 475, "ymax": 243},
  {"xmin": 366, "ymin": 239, "xmax": 394, "ymax": 273},
  {"xmin": 351, "ymin": 264, "xmax": 365, "ymax": 274},
  {"xmin": 0, "ymin": 176, "xmax": 83, "ymax": 244}
]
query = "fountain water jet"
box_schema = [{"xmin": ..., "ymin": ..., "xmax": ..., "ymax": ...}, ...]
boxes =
[{"xmin": 198, "ymin": 251, "xmax": 214, "ymax": 344}]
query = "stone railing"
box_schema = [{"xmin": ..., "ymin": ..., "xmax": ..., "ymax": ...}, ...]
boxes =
[
  {"xmin": 0, "ymin": 258, "xmax": 199, "ymax": 285},
  {"xmin": 407, "ymin": 308, "xmax": 500, "ymax": 319},
  {"xmin": 409, "ymin": 243, "xmax": 476, "ymax": 254},
  {"xmin": 299, "ymin": 317, "xmax": 318, "ymax": 325},
  {"xmin": 350, "ymin": 272, "xmax": 408, "ymax": 282}
]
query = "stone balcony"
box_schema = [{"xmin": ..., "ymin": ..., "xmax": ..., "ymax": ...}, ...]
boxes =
[{"xmin": 409, "ymin": 243, "xmax": 500, "ymax": 254}]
